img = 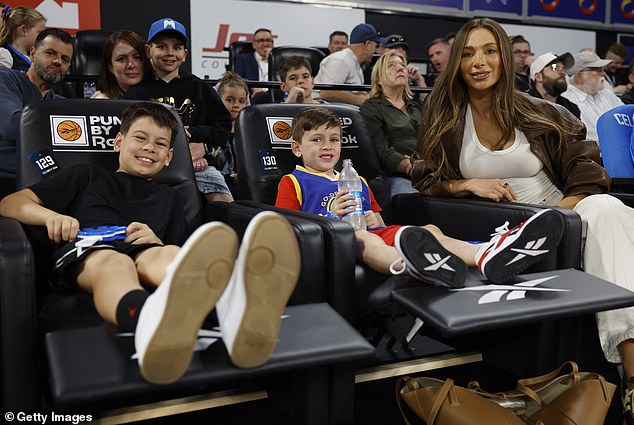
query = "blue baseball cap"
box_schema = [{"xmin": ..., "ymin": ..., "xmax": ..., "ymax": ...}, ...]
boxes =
[
  {"xmin": 147, "ymin": 18, "xmax": 188, "ymax": 45},
  {"xmin": 350, "ymin": 23, "xmax": 386, "ymax": 45}
]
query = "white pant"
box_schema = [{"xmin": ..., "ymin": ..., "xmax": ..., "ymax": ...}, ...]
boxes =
[{"xmin": 574, "ymin": 194, "xmax": 634, "ymax": 363}]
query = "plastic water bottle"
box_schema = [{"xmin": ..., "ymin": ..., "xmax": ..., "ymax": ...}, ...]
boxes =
[{"xmin": 338, "ymin": 159, "xmax": 367, "ymax": 231}]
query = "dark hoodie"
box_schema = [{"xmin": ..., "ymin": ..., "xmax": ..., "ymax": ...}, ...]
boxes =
[{"xmin": 125, "ymin": 72, "xmax": 231, "ymax": 151}]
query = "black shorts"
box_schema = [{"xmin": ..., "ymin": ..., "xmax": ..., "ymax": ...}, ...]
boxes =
[{"xmin": 51, "ymin": 240, "xmax": 159, "ymax": 290}]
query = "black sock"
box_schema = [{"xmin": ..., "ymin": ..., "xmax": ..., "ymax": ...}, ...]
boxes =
[{"xmin": 115, "ymin": 290, "xmax": 149, "ymax": 332}]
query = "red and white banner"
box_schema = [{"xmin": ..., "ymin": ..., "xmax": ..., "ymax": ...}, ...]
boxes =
[
  {"xmin": 190, "ymin": 0, "xmax": 364, "ymax": 79},
  {"xmin": 3, "ymin": 0, "xmax": 100, "ymax": 33}
]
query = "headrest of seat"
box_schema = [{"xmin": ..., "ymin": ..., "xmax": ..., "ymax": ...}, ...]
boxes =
[
  {"xmin": 234, "ymin": 103, "xmax": 381, "ymax": 204},
  {"xmin": 19, "ymin": 99, "xmax": 202, "ymax": 226},
  {"xmin": 229, "ymin": 41, "xmax": 255, "ymax": 71},
  {"xmin": 268, "ymin": 46, "xmax": 326, "ymax": 81},
  {"xmin": 72, "ymin": 30, "xmax": 112, "ymax": 76}
]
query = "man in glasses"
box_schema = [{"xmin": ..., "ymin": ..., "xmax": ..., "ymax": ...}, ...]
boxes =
[
  {"xmin": 234, "ymin": 28, "xmax": 275, "ymax": 101},
  {"xmin": 510, "ymin": 35, "xmax": 533, "ymax": 92},
  {"xmin": 563, "ymin": 51, "xmax": 623, "ymax": 142},
  {"xmin": 528, "ymin": 52, "xmax": 580, "ymax": 119}
]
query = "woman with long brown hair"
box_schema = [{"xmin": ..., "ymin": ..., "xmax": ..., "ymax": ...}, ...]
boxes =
[
  {"xmin": 413, "ymin": 17, "xmax": 634, "ymax": 421},
  {"xmin": 92, "ymin": 30, "xmax": 151, "ymax": 99}
]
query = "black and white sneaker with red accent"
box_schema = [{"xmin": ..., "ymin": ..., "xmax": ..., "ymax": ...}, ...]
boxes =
[
  {"xmin": 392, "ymin": 226, "xmax": 467, "ymax": 289},
  {"xmin": 476, "ymin": 209, "xmax": 563, "ymax": 283}
]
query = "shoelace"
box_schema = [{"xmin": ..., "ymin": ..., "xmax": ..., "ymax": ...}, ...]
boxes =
[{"xmin": 490, "ymin": 221, "xmax": 510, "ymax": 238}]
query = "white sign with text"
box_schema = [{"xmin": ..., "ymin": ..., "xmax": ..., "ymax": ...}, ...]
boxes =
[{"xmin": 190, "ymin": 0, "xmax": 364, "ymax": 79}]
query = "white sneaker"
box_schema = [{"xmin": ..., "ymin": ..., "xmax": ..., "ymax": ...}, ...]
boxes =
[
  {"xmin": 475, "ymin": 209, "xmax": 563, "ymax": 283},
  {"xmin": 216, "ymin": 211, "xmax": 300, "ymax": 369},
  {"xmin": 135, "ymin": 222, "xmax": 238, "ymax": 384}
]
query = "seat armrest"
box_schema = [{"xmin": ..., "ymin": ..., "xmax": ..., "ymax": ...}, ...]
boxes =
[
  {"xmin": 392, "ymin": 194, "xmax": 582, "ymax": 270},
  {"xmin": 0, "ymin": 217, "xmax": 39, "ymax": 408}
]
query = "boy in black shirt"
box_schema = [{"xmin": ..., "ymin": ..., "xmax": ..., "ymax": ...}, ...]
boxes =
[
  {"xmin": 126, "ymin": 18, "xmax": 234, "ymax": 202},
  {"xmin": 0, "ymin": 102, "xmax": 299, "ymax": 384}
]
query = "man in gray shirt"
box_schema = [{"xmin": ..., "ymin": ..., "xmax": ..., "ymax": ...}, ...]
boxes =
[{"xmin": 314, "ymin": 23, "xmax": 385, "ymax": 106}]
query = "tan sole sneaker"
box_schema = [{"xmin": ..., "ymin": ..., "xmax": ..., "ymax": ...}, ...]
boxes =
[
  {"xmin": 137, "ymin": 222, "xmax": 238, "ymax": 384},
  {"xmin": 229, "ymin": 212, "xmax": 300, "ymax": 368}
]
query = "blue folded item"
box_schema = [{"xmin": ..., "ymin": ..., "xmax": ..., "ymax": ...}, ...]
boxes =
[{"xmin": 77, "ymin": 226, "xmax": 127, "ymax": 242}]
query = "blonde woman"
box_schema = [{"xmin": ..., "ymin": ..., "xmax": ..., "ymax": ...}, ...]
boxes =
[{"xmin": 360, "ymin": 51, "xmax": 422, "ymax": 197}]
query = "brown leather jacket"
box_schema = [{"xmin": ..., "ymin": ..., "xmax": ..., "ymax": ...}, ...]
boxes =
[{"xmin": 411, "ymin": 96, "xmax": 610, "ymax": 198}]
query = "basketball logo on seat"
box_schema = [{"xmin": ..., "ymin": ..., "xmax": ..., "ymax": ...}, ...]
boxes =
[
  {"xmin": 50, "ymin": 115, "xmax": 89, "ymax": 147},
  {"xmin": 272, "ymin": 121, "xmax": 292, "ymax": 140},
  {"xmin": 56, "ymin": 120, "xmax": 83, "ymax": 141}
]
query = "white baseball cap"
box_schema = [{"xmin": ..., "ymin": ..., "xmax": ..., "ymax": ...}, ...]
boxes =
[{"xmin": 530, "ymin": 52, "xmax": 574, "ymax": 81}]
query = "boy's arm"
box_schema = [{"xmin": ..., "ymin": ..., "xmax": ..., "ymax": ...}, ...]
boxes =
[
  {"xmin": 318, "ymin": 90, "xmax": 369, "ymax": 106},
  {"xmin": 0, "ymin": 189, "xmax": 80, "ymax": 243},
  {"xmin": 275, "ymin": 176, "xmax": 301, "ymax": 210}
]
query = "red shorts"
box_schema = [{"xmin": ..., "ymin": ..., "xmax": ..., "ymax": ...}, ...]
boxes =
[{"xmin": 370, "ymin": 225, "xmax": 402, "ymax": 246}]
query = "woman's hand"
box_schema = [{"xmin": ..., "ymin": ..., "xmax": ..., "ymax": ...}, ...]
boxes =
[
  {"xmin": 407, "ymin": 64, "xmax": 426, "ymax": 87},
  {"xmin": 396, "ymin": 156, "xmax": 413, "ymax": 176},
  {"xmin": 463, "ymin": 178, "xmax": 518, "ymax": 202},
  {"xmin": 45, "ymin": 213, "xmax": 80, "ymax": 243},
  {"xmin": 125, "ymin": 222, "xmax": 163, "ymax": 245},
  {"xmin": 189, "ymin": 142, "xmax": 206, "ymax": 161},
  {"xmin": 192, "ymin": 157, "xmax": 208, "ymax": 173},
  {"xmin": 331, "ymin": 190, "xmax": 357, "ymax": 219}
]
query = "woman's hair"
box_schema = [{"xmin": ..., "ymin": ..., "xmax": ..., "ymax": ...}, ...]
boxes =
[
  {"xmin": 96, "ymin": 30, "xmax": 151, "ymax": 99},
  {"xmin": 369, "ymin": 50, "xmax": 413, "ymax": 101},
  {"xmin": 0, "ymin": 6, "xmax": 46, "ymax": 45},
  {"xmin": 217, "ymin": 71, "xmax": 249, "ymax": 97},
  {"xmin": 419, "ymin": 17, "xmax": 575, "ymax": 180}
]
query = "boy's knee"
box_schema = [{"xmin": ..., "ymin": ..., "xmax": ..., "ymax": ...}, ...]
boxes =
[
  {"xmin": 136, "ymin": 244, "xmax": 179, "ymax": 267},
  {"xmin": 158, "ymin": 245, "xmax": 180, "ymax": 262},
  {"xmin": 89, "ymin": 250, "xmax": 136, "ymax": 272}
]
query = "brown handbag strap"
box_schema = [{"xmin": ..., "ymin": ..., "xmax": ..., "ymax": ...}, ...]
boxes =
[
  {"xmin": 516, "ymin": 361, "xmax": 580, "ymax": 405},
  {"xmin": 396, "ymin": 377, "xmax": 457, "ymax": 425},
  {"xmin": 396, "ymin": 377, "xmax": 414, "ymax": 425},
  {"xmin": 427, "ymin": 378, "xmax": 455, "ymax": 425}
]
